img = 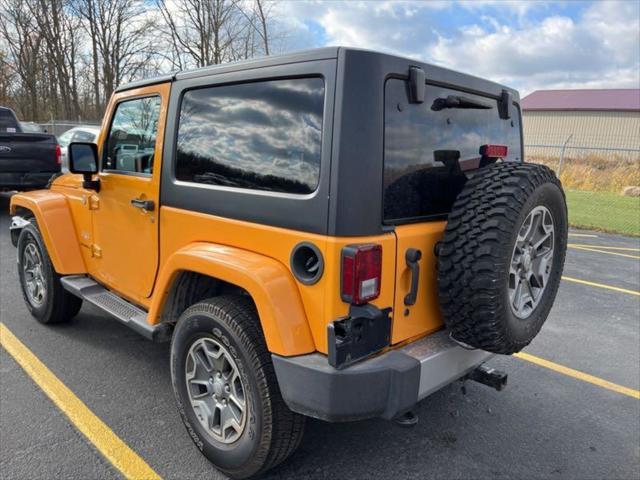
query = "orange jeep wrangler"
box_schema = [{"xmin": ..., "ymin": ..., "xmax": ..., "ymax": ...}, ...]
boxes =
[{"xmin": 9, "ymin": 48, "xmax": 567, "ymax": 479}]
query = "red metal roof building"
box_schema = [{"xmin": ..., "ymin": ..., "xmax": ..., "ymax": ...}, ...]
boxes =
[
  {"xmin": 521, "ymin": 89, "xmax": 640, "ymax": 155},
  {"xmin": 522, "ymin": 89, "xmax": 640, "ymax": 112}
]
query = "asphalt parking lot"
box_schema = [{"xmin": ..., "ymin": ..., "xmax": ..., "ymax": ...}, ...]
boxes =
[{"xmin": 1, "ymin": 191, "xmax": 638, "ymax": 480}]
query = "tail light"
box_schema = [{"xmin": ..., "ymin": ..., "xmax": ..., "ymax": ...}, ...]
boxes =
[
  {"xmin": 480, "ymin": 144, "xmax": 508, "ymax": 158},
  {"xmin": 341, "ymin": 244, "xmax": 382, "ymax": 305},
  {"xmin": 54, "ymin": 144, "xmax": 61, "ymax": 166}
]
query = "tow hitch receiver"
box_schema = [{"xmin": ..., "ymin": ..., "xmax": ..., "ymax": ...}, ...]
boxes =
[{"xmin": 467, "ymin": 365, "xmax": 508, "ymax": 391}]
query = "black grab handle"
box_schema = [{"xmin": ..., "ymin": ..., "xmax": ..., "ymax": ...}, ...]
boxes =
[{"xmin": 404, "ymin": 248, "xmax": 422, "ymax": 306}]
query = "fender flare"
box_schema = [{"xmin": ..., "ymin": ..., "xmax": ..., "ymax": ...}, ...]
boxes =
[
  {"xmin": 10, "ymin": 191, "xmax": 86, "ymax": 274},
  {"xmin": 148, "ymin": 242, "xmax": 316, "ymax": 356}
]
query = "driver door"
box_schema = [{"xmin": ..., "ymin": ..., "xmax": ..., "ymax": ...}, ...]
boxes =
[{"xmin": 89, "ymin": 84, "xmax": 169, "ymax": 304}]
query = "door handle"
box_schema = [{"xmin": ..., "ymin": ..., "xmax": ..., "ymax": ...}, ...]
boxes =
[
  {"xmin": 130, "ymin": 198, "xmax": 155, "ymax": 211},
  {"xmin": 404, "ymin": 248, "xmax": 422, "ymax": 306}
]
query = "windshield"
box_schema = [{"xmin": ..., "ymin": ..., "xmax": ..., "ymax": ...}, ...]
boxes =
[{"xmin": 57, "ymin": 130, "xmax": 74, "ymax": 147}]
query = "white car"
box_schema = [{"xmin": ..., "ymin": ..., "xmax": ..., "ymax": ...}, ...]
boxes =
[{"xmin": 57, "ymin": 126, "xmax": 101, "ymax": 172}]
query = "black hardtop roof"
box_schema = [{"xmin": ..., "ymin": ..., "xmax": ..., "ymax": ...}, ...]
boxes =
[
  {"xmin": 115, "ymin": 47, "xmax": 338, "ymax": 92},
  {"xmin": 115, "ymin": 47, "xmax": 517, "ymax": 99}
]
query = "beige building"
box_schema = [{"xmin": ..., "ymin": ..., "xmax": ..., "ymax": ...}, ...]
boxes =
[{"xmin": 521, "ymin": 89, "xmax": 640, "ymax": 159}]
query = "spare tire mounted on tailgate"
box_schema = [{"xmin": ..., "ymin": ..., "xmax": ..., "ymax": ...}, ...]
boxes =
[{"xmin": 438, "ymin": 162, "xmax": 568, "ymax": 354}]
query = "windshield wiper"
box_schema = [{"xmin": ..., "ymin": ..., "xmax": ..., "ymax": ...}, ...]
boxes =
[{"xmin": 431, "ymin": 95, "xmax": 493, "ymax": 111}]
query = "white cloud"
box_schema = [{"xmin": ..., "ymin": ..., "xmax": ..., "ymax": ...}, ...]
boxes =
[
  {"xmin": 277, "ymin": 0, "xmax": 640, "ymax": 96},
  {"xmin": 428, "ymin": 1, "xmax": 640, "ymax": 94},
  {"xmin": 277, "ymin": 0, "xmax": 448, "ymax": 58}
]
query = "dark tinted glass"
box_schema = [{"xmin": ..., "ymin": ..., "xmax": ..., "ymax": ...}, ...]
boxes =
[
  {"xmin": 0, "ymin": 109, "xmax": 19, "ymax": 132},
  {"xmin": 103, "ymin": 96, "xmax": 161, "ymax": 174},
  {"xmin": 176, "ymin": 78, "xmax": 324, "ymax": 194},
  {"xmin": 384, "ymin": 79, "xmax": 522, "ymax": 222},
  {"xmin": 69, "ymin": 144, "xmax": 97, "ymax": 172}
]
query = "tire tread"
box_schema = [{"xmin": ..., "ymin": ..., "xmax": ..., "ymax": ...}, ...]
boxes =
[
  {"xmin": 18, "ymin": 222, "xmax": 82, "ymax": 324},
  {"xmin": 178, "ymin": 295, "xmax": 304, "ymax": 479},
  {"xmin": 437, "ymin": 162, "xmax": 567, "ymax": 354}
]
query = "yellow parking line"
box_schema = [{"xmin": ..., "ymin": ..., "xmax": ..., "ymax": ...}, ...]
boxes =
[
  {"xmin": 568, "ymin": 233, "xmax": 598, "ymax": 238},
  {"xmin": 568, "ymin": 245, "xmax": 640, "ymax": 260},
  {"xmin": 0, "ymin": 323, "xmax": 161, "ymax": 480},
  {"xmin": 515, "ymin": 352, "xmax": 640, "ymax": 400},
  {"xmin": 568, "ymin": 243, "xmax": 640, "ymax": 252},
  {"xmin": 562, "ymin": 276, "xmax": 640, "ymax": 296}
]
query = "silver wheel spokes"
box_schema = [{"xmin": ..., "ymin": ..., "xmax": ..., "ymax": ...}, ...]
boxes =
[
  {"xmin": 23, "ymin": 243, "xmax": 46, "ymax": 307},
  {"xmin": 185, "ymin": 338, "xmax": 247, "ymax": 444},
  {"xmin": 508, "ymin": 206, "xmax": 555, "ymax": 319}
]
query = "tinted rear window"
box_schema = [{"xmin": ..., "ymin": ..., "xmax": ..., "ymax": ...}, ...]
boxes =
[
  {"xmin": 0, "ymin": 109, "xmax": 19, "ymax": 132},
  {"xmin": 175, "ymin": 77, "xmax": 324, "ymax": 194},
  {"xmin": 383, "ymin": 79, "xmax": 521, "ymax": 222}
]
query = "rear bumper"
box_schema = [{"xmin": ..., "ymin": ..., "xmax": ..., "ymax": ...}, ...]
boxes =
[
  {"xmin": 0, "ymin": 172, "xmax": 57, "ymax": 190},
  {"xmin": 272, "ymin": 330, "xmax": 492, "ymax": 422}
]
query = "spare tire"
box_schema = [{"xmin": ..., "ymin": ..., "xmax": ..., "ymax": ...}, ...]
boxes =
[{"xmin": 438, "ymin": 162, "xmax": 568, "ymax": 354}]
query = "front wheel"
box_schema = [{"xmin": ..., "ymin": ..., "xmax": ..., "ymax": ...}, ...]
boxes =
[
  {"xmin": 170, "ymin": 295, "xmax": 305, "ymax": 479},
  {"xmin": 17, "ymin": 222, "xmax": 82, "ymax": 324}
]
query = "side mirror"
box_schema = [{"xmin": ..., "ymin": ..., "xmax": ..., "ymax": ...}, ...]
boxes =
[{"xmin": 68, "ymin": 142, "xmax": 100, "ymax": 191}]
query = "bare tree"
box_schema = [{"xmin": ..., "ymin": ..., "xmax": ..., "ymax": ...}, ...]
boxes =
[
  {"xmin": 77, "ymin": 0, "xmax": 101, "ymax": 112},
  {"xmin": 155, "ymin": 0, "xmax": 277, "ymax": 69},
  {"xmin": 0, "ymin": 0, "xmax": 283, "ymax": 122},
  {"xmin": 157, "ymin": 0, "xmax": 243, "ymax": 68},
  {"xmin": 0, "ymin": 0, "xmax": 44, "ymax": 119},
  {"xmin": 28, "ymin": 0, "xmax": 83, "ymax": 118},
  {"xmin": 73, "ymin": 0, "xmax": 155, "ymax": 103},
  {"xmin": 254, "ymin": 0, "xmax": 270, "ymax": 55},
  {"xmin": 0, "ymin": 50, "xmax": 13, "ymax": 107}
]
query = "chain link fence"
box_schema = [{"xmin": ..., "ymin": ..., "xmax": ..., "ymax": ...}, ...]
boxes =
[{"xmin": 525, "ymin": 141, "xmax": 640, "ymax": 237}]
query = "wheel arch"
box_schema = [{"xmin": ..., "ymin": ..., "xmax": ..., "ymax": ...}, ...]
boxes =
[
  {"xmin": 10, "ymin": 191, "xmax": 86, "ymax": 274},
  {"xmin": 148, "ymin": 242, "xmax": 316, "ymax": 356}
]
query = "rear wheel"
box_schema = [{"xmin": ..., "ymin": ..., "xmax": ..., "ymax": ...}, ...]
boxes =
[
  {"xmin": 170, "ymin": 295, "xmax": 305, "ymax": 479},
  {"xmin": 17, "ymin": 223, "xmax": 82, "ymax": 324},
  {"xmin": 438, "ymin": 162, "xmax": 568, "ymax": 354}
]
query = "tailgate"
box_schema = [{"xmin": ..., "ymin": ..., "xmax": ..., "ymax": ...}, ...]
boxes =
[
  {"xmin": 0, "ymin": 133, "xmax": 59, "ymax": 173},
  {"xmin": 383, "ymin": 78, "xmax": 522, "ymax": 345},
  {"xmin": 391, "ymin": 222, "xmax": 446, "ymax": 343}
]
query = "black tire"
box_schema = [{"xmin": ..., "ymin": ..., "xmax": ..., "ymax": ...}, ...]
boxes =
[
  {"xmin": 438, "ymin": 162, "xmax": 568, "ymax": 354},
  {"xmin": 170, "ymin": 295, "xmax": 305, "ymax": 479},
  {"xmin": 17, "ymin": 222, "xmax": 83, "ymax": 324}
]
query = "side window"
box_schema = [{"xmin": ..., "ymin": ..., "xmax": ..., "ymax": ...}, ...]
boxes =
[
  {"xmin": 103, "ymin": 96, "xmax": 161, "ymax": 174},
  {"xmin": 175, "ymin": 77, "xmax": 324, "ymax": 194}
]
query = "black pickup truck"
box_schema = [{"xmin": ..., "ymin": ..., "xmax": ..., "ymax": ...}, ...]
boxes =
[{"xmin": 0, "ymin": 107, "xmax": 61, "ymax": 191}]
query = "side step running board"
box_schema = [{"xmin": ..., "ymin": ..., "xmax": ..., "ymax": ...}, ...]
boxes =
[{"xmin": 60, "ymin": 275, "xmax": 172, "ymax": 342}]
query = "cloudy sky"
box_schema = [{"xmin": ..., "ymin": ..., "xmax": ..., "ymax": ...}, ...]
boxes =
[{"xmin": 273, "ymin": 0, "xmax": 640, "ymax": 96}]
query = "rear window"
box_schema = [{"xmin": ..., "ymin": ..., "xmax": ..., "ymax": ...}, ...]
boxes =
[
  {"xmin": 0, "ymin": 109, "xmax": 19, "ymax": 133},
  {"xmin": 383, "ymin": 79, "xmax": 521, "ymax": 222},
  {"xmin": 175, "ymin": 77, "xmax": 325, "ymax": 195}
]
